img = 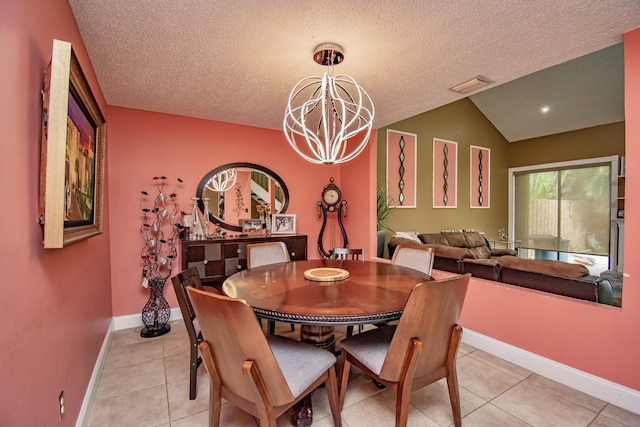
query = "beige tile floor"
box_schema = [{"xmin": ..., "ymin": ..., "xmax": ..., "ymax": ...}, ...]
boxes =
[{"xmin": 85, "ymin": 321, "xmax": 640, "ymax": 426}]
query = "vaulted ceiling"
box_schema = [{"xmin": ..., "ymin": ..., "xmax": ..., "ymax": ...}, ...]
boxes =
[{"xmin": 68, "ymin": 1, "xmax": 640, "ymax": 141}]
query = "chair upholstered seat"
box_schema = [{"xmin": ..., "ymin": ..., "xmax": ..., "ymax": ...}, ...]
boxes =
[
  {"xmin": 338, "ymin": 326, "xmax": 395, "ymax": 375},
  {"xmin": 267, "ymin": 335, "xmax": 337, "ymax": 398}
]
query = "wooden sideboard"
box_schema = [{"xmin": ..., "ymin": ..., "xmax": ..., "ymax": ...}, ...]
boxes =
[{"xmin": 180, "ymin": 234, "xmax": 307, "ymax": 286}]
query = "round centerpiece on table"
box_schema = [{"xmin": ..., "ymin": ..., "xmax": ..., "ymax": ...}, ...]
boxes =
[{"xmin": 303, "ymin": 268, "xmax": 349, "ymax": 282}]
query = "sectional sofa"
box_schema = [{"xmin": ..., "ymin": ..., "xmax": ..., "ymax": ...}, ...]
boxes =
[{"xmin": 387, "ymin": 230, "xmax": 614, "ymax": 305}]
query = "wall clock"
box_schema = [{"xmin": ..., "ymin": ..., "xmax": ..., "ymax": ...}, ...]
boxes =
[{"xmin": 317, "ymin": 177, "xmax": 348, "ymax": 258}]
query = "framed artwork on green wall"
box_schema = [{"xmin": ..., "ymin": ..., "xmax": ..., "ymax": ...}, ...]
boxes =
[
  {"xmin": 470, "ymin": 145, "xmax": 490, "ymax": 208},
  {"xmin": 433, "ymin": 138, "xmax": 458, "ymax": 208},
  {"xmin": 386, "ymin": 130, "xmax": 417, "ymax": 208}
]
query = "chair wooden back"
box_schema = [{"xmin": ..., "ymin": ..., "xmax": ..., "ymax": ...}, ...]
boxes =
[
  {"xmin": 171, "ymin": 268, "xmax": 209, "ymax": 399},
  {"xmin": 187, "ymin": 286, "xmax": 295, "ymax": 406},
  {"xmin": 379, "ymin": 273, "xmax": 470, "ymax": 382},
  {"xmin": 332, "ymin": 247, "xmax": 364, "ymax": 260},
  {"xmin": 247, "ymin": 241, "xmax": 291, "ymax": 268},
  {"xmin": 171, "ymin": 267, "xmax": 204, "ymax": 335},
  {"xmin": 391, "ymin": 244, "xmax": 435, "ymax": 276}
]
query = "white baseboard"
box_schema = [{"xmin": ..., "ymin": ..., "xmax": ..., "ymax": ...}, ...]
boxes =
[
  {"xmin": 462, "ymin": 328, "xmax": 640, "ymax": 415},
  {"xmin": 75, "ymin": 319, "xmax": 115, "ymax": 427},
  {"xmin": 111, "ymin": 307, "xmax": 183, "ymax": 331},
  {"xmin": 75, "ymin": 309, "xmax": 183, "ymax": 426}
]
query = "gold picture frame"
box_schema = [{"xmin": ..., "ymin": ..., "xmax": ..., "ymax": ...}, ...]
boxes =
[
  {"xmin": 39, "ymin": 39, "xmax": 106, "ymax": 248},
  {"xmin": 239, "ymin": 218, "xmax": 263, "ymax": 235}
]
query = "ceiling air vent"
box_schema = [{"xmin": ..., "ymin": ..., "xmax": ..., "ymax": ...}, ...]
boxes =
[{"xmin": 449, "ymin": 76, "xmax": 492, "ymax": 94}]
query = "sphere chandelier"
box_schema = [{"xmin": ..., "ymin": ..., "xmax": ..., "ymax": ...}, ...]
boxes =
[{"xmin": 283, "ymin": 43, "xmax": 375, "ymax": 165}]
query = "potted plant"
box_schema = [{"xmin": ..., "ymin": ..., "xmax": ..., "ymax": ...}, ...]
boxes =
[{"xmin": 376, "ymin": 186, "xmax": 395, "ymax": 257}]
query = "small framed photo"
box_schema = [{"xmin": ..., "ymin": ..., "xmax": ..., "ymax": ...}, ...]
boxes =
[
  {"xmin": 271, "ymin": 214, "xmax": 296, "ymax": 234},
  {"xmin": 239, "ymin": 218, "xmax": 263, "ymax": 234},
  {"xmin": 617, "ymin": 209, "xmax": 625, "ymax": 218}
]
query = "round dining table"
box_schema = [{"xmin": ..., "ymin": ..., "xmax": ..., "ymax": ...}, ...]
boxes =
[
  {"xmin": 223, "ymin": 258, "xmax": 432, "ymax": 347},
  {"xmin": 222, "ymin": 258, "xmax": 432, "ymax": 426}
]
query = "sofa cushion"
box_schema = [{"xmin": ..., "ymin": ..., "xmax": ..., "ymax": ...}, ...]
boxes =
[
  {"xmin": 418, "ymin": 233, "xmax": 449, "ymax": 245},
  {"xmin": 467, "ymin": 245, "xmax": 491, "ymax": 259},
  {"xmin": 424, "ymin": 244, "xmax": 474, "ymax": 260},
  {"xmin": 464, "ymin": 232, "xmax": 487, "ymax": 248},
  {"xmin": 441, "ymin": 232, "xmax": 468, "ymax": 248},
  {"xmin": 498, "ymin": 256, "xmax": 589, "ymax": 279}
]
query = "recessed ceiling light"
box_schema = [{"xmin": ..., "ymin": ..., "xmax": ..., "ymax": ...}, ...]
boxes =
[
  {"xmin": 449, "ymin": 76, "xmax": 492, "ymax": 94},
  {"xmin": 541, "ymin": 106, "xmax": 550, "ymax": 113}
]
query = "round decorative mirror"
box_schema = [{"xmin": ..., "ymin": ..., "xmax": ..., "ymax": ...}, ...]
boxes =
[{"xmin": 195, "ymin": 163, "xmax": 289, "ymax": 232}]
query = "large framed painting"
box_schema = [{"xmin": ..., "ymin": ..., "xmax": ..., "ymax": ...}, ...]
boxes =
[
  {"xmin": 433, "ymin": 138, "xmax": 458, "ymax": 208},
  {"xmin": 470, "ymin": 145, "xmax": 491, "ymax": 208},
  {"xmin": 39, "ymin": 39, "xmax": 106, "ymax": 248},
  {"xmin": 386, "ymin": 130, "xmax": 417, "ymax": 208}
]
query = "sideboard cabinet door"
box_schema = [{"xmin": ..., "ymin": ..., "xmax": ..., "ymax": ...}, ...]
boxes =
[{"xmin": 184, "ymin": 242, "xmax": 224, "ymax": 281}]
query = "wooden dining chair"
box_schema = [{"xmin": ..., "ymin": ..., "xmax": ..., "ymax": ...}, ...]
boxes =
[
  {"xmin": 338, "ymin": 273, "xmax": 471, "ymax": 427},
  {"xmin": 332, "ymin": 247, "xmax": 364, "ymax": 260},
  {"xmin": 171, "ymin": 267, "xmax": 210, "ymax": 400},
  {"xmin": 247, "ymin": 242, "xmax": 294, "ymax": 334},
  {"xmin": 187, "ymin": 286, "xmax": 343, "ymax": 427},
  {"xmin": 332, "ymin": 248, "xmax": 365, "ymax": 337},
  {"xmin": 391, "ymin": 244, "xmax": 435, "ymax": 276}
]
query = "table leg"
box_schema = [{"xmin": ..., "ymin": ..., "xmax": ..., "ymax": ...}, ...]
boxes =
[
  {"xmin": 290, "ymin": 398, "xmax": 313, "ymax": 427},
  {"xmin": 289, "ymin": 325, "xmax": 335, "ymax": 426}
]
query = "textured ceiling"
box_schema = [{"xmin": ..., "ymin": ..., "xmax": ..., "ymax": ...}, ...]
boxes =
[{"xmin": 68, "ymin": 1, "xmax": 640, "ymax": 139}]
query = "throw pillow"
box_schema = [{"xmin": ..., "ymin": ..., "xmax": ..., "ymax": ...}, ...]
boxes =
[{"xmin": 392, "ymin": 231, "xmax": 421, "ymax": 243}]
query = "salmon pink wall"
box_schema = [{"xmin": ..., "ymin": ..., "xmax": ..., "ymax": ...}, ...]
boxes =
[
  {"xmin": 340, "ymin": 131, "xmax": 379, "ymax": 258},
  {"xmin": 1, "ymin": 0, "xmax": 113, "ymax": 425},
  {"xmin": 107, "ymin": 107, "xmax": 375, "ymax": 316},
  {"xmin": 459, "ymin": 27, "xmax": 640, "ymax": 391}
]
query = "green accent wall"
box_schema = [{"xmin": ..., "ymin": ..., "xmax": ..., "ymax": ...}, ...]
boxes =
[
  {"xmin": 377, "ymin": 98, "xmax": 625, "ymax": 247},
  {"xmin": 506, "ymin": 121, "xmax": 625, "ymax": 167},
  {"xmin": 377, "ymin": 98, "xmax": 510, "ymax": 241}
]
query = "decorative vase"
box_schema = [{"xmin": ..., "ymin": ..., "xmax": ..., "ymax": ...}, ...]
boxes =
[
  {"xmin": 139, "ymin": 176, "xmax": 182, "ymax": 338},
  {"xmin": 141, "ymin": 278, "xmax": 172, "ymax": 337}
]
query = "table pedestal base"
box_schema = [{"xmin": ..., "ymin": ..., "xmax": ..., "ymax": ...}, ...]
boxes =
[
  {"xmin": 300, "ymin": 325, "xmax": 335, "ymax": 352},
  {"xmin": 291, "ymin": 398, "xmax": 313, "ymax": 427}
]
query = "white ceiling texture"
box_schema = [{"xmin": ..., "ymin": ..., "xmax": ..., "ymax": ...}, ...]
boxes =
[{"xmin": 68, "ymin": 1, "xmax": 640, "ymax": 142}]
